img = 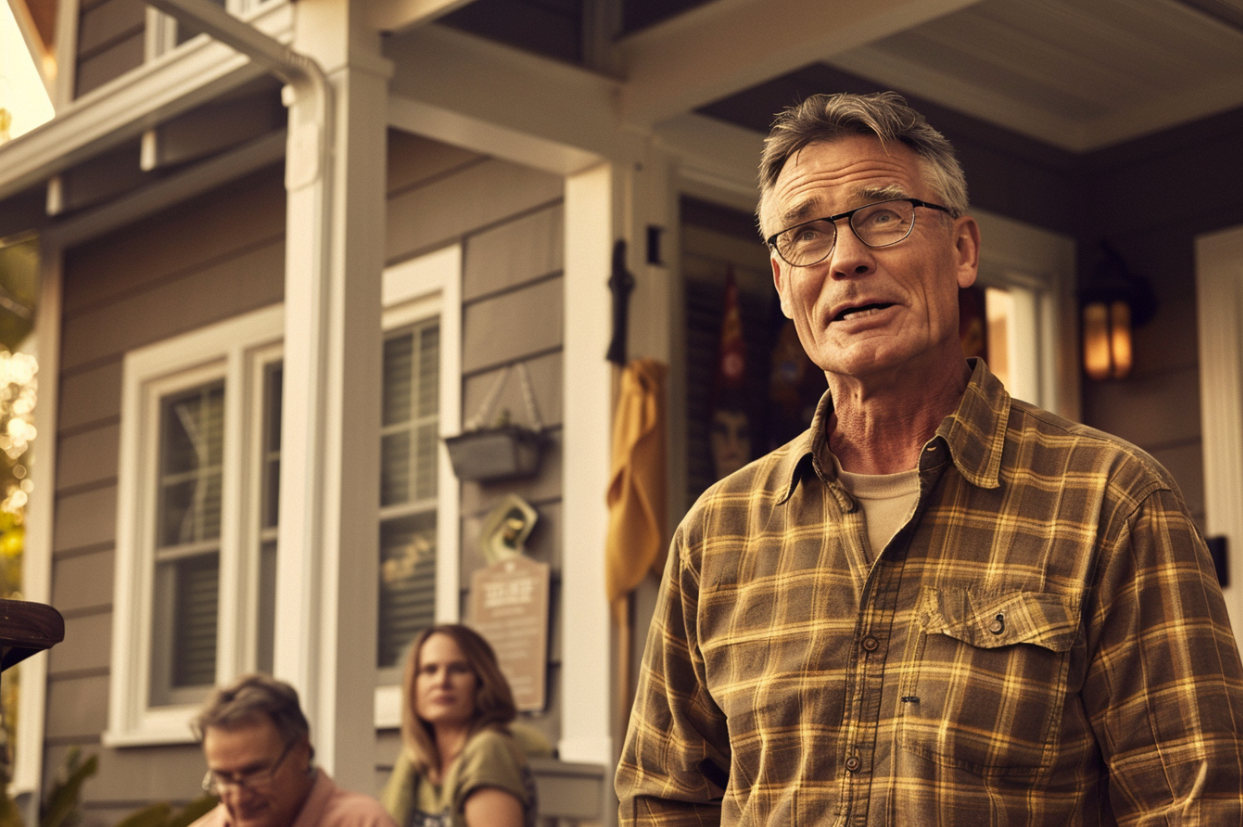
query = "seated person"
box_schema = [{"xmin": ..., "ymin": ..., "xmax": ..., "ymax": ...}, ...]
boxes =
[
  {"xmin": 190, "ymin": 673, "xmax": 395, "ymax": 827},
  {"xmin": 382, "ymin": 624, "xmax": 538, "ymax": 827}
]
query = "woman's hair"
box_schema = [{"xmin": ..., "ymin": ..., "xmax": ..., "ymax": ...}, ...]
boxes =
[
  {"xmin": 756, "ymin": 91, "xmax": 969, "ymax": 236},
  {"xmin": 400, "ymin": 623, "xmax": 517, "ymax": 774},
  {"xmin": 192, "ymin": 673, "xmax": 314, "ymax": 759}
]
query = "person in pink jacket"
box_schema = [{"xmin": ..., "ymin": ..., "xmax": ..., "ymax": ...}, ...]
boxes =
[{"xmin": 190, "ymin": 673, "xmax": 395, "ymax": 827}]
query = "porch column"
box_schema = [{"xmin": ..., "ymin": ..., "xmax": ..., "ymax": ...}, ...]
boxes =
[
  {"xmin": 274, "ymin": 0, "xmax": 390, "ymax": 791},
  {"xmin": 562, "ymin": 162, "xmax": 622, "ymax": 769}
]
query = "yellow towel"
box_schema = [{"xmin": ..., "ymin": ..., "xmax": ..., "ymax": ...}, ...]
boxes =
[{"xmin": 606, "ymin": 359, "xmax": 668, "ymax": 613}]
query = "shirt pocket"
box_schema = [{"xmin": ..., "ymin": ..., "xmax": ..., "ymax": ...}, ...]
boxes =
[{"xmin": 898, "ymin": 586, "xmax": 1081, "ymax": 777}]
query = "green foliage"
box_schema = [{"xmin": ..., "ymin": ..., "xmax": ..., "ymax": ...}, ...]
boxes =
[
  {"xmin": 113, "ymin": 795, "xmax": 217, "ymax": 827},
  {"xmin": 39, "ymin": 748, "xmax": 98, "ymax": 827}
]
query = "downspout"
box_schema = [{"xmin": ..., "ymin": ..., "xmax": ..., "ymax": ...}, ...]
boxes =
[{"xmin": 142, "ymin": 0, "xmax": 333, "ymax": 193}]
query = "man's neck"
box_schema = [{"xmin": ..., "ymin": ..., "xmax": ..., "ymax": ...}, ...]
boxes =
[{"xmin": 826, "ymin": 359, "xmax": 971, "ymax": 475}]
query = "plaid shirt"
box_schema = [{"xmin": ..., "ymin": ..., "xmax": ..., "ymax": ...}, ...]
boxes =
[{"xmin": 617, "ymin": 360, "xmax": 1243, "ymax": 825}]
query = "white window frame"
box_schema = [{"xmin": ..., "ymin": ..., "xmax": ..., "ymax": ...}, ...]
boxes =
[
  {"xmin": 106, "ymin": 246, "xmax": 461, "ymax": 744},
  {"xmin": 374, "ymin": 244, "xmax": 462, "ymax": 730},
  {"xmin": 106, "ymin": 304, "xmax": 284, "ymax": 746}
]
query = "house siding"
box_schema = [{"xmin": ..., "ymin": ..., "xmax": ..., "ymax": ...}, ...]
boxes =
[
  {"xmin": 44, "ymin": 132, "xmax": 569, "ymax": 819},
  {"xmin": 75, "ymin": 0, "xmax": 144, "ymax": 97}
]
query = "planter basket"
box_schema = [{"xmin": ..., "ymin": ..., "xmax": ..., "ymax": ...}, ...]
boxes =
[
  {"xmin": 444, "ymin": 362, "xmax": 546, "ymax": 483},
  {"xmin": 445, "ymin": 424, "xmax": 544, "ymax": 482}
]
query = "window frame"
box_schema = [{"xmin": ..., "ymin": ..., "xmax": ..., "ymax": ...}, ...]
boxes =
[
  {"xmin": 374, "ymin": 244, "xmax": 462, "ymax": 729},
  {"xmin": 106, "ymin": 305, "xmax": 284, "ymax": 746}
]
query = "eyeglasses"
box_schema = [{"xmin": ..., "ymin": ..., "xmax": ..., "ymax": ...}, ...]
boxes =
[
  {"xmin": 202, "ymin": 740, "xmax": 295, "ymax": 796},
  {"xmin": 766, "ymin": 198, "xmax": 952, "ymax": 268}
]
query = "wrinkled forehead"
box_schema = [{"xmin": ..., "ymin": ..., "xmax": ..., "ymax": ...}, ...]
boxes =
[{"xmin": 759, "ymin": 137, "xmax": 930, "ymax": 235}]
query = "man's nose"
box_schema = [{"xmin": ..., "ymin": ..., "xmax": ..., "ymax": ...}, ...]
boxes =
[{"xmin": 827, "ymin": 222, "xmax": 876, "ymax": 278}]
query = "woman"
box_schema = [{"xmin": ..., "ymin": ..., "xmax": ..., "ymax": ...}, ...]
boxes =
[{"xmin": 382, "ymin": 624, "xmax": 537, "ymax": 827}]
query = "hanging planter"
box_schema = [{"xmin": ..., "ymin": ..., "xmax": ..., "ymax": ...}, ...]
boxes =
[{"xmin": 444, "ymin": 363, "xmax": 547, "ymax": 483}]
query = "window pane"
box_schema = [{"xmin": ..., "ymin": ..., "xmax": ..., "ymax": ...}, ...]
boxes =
[
  {"xmin": 416, "ymin": 325, "xmax": 439, "ymax": 418},
  {"xmin": 378, "ymin": 512, "xmax": 437, "ymax": 669},
  {"xmin": 380, "ymin": 321, "xmax": 440, "ymax": 508},
  {"xmin": 257, "ymin": 539, "xmax": 277, "ymax": 674},
  {"xmin": 380, "ymin": 432, "xmax": 411, "ymax": 506},
  {"xmin": 383, "ymin": 335, "xmax": 413, "ymax": 427},
  {"xmin": 158, "ymin": 384, "xmax": 225, "ymax": 546},
  {"xmin": 151, "ymin": 551, "xmax": 219, "ymax": 703},
  {"xmin": 263, "ymin": 363, "xmax": 282, "ymax": 530}
]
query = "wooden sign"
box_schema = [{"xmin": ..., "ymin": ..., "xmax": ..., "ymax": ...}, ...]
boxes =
[{"xmin": 469, "ymin": 556, "xmax": 550, "ymax": 712}]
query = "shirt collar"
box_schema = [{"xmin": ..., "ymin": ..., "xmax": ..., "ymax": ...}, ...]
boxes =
[{"xmin": 776, "ymin": 358, "xmax": 1010, "ymax": 502}]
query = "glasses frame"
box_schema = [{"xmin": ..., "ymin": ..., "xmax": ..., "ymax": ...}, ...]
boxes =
[
  {"xmin": 765, "ymin": 198, "xmax": 952, "ymax": 268},
  {"xmin": 202, "ymin": 739, "xmax": 296, "ymax": 796}
]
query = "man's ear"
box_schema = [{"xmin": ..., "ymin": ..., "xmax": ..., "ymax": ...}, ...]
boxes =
[
  {"xmin": 954, "ymin": 216, "xmax": 981, "ymax": 290},
  {"xmin": 772, "ymin": 256, "xmax": 794, "ymax": 319}
]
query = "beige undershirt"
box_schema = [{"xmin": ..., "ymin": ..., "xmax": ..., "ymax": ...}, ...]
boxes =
[{"xmin": 833, "ymin": 457, "xmax": 920, "ymax": 561}]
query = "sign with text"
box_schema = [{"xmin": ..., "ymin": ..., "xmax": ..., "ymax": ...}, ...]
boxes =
[{"xmin": 469, "ymin": 555, "xmax": 550, "ymax": 712}]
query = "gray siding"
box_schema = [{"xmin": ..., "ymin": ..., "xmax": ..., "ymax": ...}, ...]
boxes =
[
  {"xmin": 384, "ymin": 131, "xmax": 566, "ymax": 755},
  {"xmin": 75, "ymin": 0, "xmax": 144, "ymax": 97},
  {"xmin": 48, "ymin": 166, "xmax": 287, "ymax": 820},
  {"xmin": 45, "ymin": 133, "xmax": 568, "ymax": 820}
]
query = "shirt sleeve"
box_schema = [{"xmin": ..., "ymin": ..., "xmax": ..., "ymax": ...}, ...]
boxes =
[
  {"xmin": 1083, "ymin": 483, "xmax": 1243, "ymax": 821},
  {"xmin": 615, "ymin": 524, "xmax": 731, "ymax": 827},
  {"xmin": 453, "ymin": 729, "xmax": 530, "ymax": 811}
]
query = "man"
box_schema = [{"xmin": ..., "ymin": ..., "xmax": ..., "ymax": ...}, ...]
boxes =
[
  {"xmin": 190, "ymin": 674, "xmax": 396, "ymax": 827},
  {"xmin": 616, "ymin": 92, "xmax": 1243, "ymax": 824}
]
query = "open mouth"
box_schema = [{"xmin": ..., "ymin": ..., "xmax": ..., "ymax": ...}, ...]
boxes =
[{"xmin": 834, "ymin": 303, "xmax": 893, "ymax": 322}]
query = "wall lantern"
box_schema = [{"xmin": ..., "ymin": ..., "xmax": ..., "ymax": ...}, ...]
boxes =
[
  {"xmin": 1079, "ymin": 242, "xmax": 1157, "ymax": 381},
  {"xmin": 444, "ymin": 363, "xmax": 547, "ymax": 483}
]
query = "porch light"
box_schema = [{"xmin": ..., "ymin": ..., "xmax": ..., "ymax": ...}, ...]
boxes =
[{"xmin": 1080, "ymin": 243, "xmax": 1156, "ymax": 381}]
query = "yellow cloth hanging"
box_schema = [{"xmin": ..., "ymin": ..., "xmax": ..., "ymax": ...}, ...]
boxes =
[{"xmin": 606, "ymin": 359, "xmax": 668, "ymax": 614}]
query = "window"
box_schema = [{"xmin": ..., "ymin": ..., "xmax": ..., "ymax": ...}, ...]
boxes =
[
  {"xmin": 107, "ymin": 306, "xmax": 283, "ymax": 745},
  {"xmin": 375, "ymin": 245, "xmax": 461, "ymax": 727},
  {"xmin": 107, "ymin": 247, "xmax": 461, "ymax": 743}
]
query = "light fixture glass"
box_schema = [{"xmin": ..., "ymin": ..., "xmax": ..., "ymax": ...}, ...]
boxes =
[{"xmin": 1082, "ymin": 302, "xmax": 1111, "ymax": 381}]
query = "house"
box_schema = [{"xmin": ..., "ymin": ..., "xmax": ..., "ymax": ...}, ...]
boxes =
[{"xmin": 3, "ymin": 0, "xmax": 1243, "ymax": 823}]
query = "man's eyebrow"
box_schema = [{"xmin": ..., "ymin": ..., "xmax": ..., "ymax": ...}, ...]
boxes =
[{"xmin": 855, "ymin": 184, "xmax": 909, "ymax": 203}]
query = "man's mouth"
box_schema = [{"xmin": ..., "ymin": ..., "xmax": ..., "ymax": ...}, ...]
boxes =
[{"xmin": 834, "ymin": 303, "xmax": 893, "ymax": 322}]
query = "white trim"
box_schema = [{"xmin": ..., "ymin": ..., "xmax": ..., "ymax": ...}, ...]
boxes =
[
  {"xmin": 1196, "ymin": 224, "xmax": 1243, "ymax": 636},
  {"xmin": 374, "ymin": 244, "xmax": 462, "ymax": 730},
  {"xmin": 560, "ymin": 164, "xmax": 616, "ymax": 766},
  {"xmin": 105, "ymin": 304, "xmax": 284, "ymax": 746},
  {"xmin": 971, "ymin": 207, "xmax": 1078, "ymax": 420},
  {"xmin": 10, "ymin": 241, "xmax": 63, "ymax": 798},
  {"xmin": 0, "ymin": 0, "xmax": 292, "ymax": 202}
]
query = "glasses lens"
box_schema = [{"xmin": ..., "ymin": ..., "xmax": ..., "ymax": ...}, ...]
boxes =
[
  {"xmin": 850, "ymin": 200, "xmax": 915, "ymax": 248},
  {"xmin": 776, "ymin": 219, "xmax": 836, "ymax": 267}
]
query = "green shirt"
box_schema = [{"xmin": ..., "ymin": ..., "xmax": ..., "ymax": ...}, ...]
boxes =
[
  {"xmin": 616, "ymin": 358, "xmax": 1243, "ymax": 825},
  {"xmin": 384, "ymin": 728, "xmax": 534, "ymax": 827}
]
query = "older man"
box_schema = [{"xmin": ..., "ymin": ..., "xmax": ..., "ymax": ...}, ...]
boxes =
[
  {"xmin": 616, "ymin": 92, "xmax": 1243, "ymax": 824},
  {"xmin": 190, "ymin": 674, "xmax": 395, "ymax": 827}
]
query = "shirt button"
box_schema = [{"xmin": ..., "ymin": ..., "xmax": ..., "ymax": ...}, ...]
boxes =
[
  {"xmin": 845, "ymin": 756, "xmax": 862, "ymax": 773},
  {"xmin": 989, "ymin": 614, "xmax": 1006, "ymax": 635},
  {"xmin": 861, "ymin": 636, "xmax": 879, "ymax": 652}
]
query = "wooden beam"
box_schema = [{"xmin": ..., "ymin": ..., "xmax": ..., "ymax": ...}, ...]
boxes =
[
  {"xmin": 366, "ymin": 0, "xmax": 477, "ymax": 34},
  {"xmin": 616, "ymin": 0, "xmax": 985, "ymax": 126},
  {"xmin": 386, "ymin": 25, "xmax": 625, "ymax": 172}
]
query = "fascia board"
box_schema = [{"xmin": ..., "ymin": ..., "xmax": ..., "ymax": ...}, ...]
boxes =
[
  {"xmin": 616, "ymin": 0, "xmax": 985, "ymax": 127},
  {"xmin": 0, "ymin": 1, "xmax": 293, "ymax": 201},
  {"xmin": 386, "ymin": 25, "xmax": 628, "ymax": 170}
]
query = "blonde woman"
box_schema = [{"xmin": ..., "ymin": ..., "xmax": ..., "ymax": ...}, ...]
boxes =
[{"xmin": 382, "ymin": 624, "xmax": 536, "ymax": 827}]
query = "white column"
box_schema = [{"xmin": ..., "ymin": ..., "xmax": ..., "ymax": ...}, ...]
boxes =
[
  {"xmin": 274, "ymin": 0, "xmax": 390, "ymax": 791},
  {"xmin": 561, "ymin": 162, "xmax": 623, "ymax": 767}
]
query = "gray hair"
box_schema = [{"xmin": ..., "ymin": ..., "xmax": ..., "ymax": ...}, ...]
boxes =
[
  {"xmin": 757, "ymin": 91, "xmax": 968, "ymax": 235},
  {"xmin": 192, "ymin": 673, "xmax": 312, "ymax": 754}
]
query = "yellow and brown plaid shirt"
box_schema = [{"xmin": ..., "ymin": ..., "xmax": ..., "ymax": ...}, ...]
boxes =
[{"xmin": 617, "ymin": 360, "xmax": 1243, "ymax": 825}]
